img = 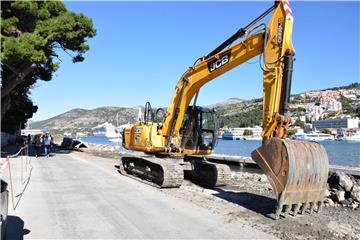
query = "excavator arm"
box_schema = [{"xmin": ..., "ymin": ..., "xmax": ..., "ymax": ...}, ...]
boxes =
[{"xmin": 161, "ymin": 0, "xmax": 295, "ymax": 150}]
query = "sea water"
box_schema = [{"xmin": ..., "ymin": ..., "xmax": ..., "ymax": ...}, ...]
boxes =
[
  {"xmin": 79, "ymin": 136, "xmax": 360, "ymax": 167},
  {"xmin": 215, "ymin": 139, "xmax": 360, "ymax": 167}
]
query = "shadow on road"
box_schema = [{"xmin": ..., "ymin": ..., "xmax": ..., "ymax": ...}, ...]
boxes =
[
  {"xmin": 213, "ymin": 188, "xmax": 276, "ymax": 218},
  {"xmin": 26, "ymin": 145, "xmax": 72, "ymax": 157},
  {"xmin": 5, "ymin": 216, "xmax": 30, "ymax": 240}
]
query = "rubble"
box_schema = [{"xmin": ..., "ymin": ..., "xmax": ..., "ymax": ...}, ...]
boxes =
[
  {"xmin": 335, "ymin": 190, "xmax": 345, "ymax": 202},
  {"xmin": 339, "ymin": 173, "xmax": 353, "ymax": 191},
  {"xmin": 327, "ymin": 171, "xmax": 359, "ymax": 210},
  {"xmin": 258, "ymin": 175, "xmax": 267, "ymax": 182},
  {"xmin": 324, "ymin": 198, "xmax": 335, "ymax": 207},
  {"xmin": 351, "ymin": 202, "xmax": 359, "ymax": 210},
  {"xmin": 351, "ymin": 185, "xmax": 360, "ymax": 202}
]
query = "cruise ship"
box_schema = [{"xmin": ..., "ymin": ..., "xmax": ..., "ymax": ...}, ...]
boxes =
[{"xmin": 92, "ymin": 122, "xmax": 120, "ymax": 138}]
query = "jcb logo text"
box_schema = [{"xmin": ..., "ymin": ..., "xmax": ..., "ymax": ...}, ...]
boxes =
[{"xmin": 208, "ymin": 53, "xmax": 230, "ymax": 72}]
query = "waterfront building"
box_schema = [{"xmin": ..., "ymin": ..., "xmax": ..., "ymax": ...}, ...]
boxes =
[
  {"xmin": 320, "ymin": 98, "xmax": 342, "ymax": 112},
  {"xmin": 305, "ymin": 104, "xmax": 324, "ymax": 121},
  {"xmin": 20, "ymin": 129, "xmax": 45, "ymax": 136},
  {"xmin": 313, "ymin": 118, "xmax": 359, "ymax": 130}
]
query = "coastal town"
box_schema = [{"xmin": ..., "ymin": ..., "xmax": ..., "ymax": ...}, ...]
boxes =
[{"xmin": 220, "ymin": 84, "xmax": 360, "ymax": 141}]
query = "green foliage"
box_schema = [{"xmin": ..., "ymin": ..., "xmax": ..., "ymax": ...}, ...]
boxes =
[
  {"xmin": 325, "ymin": 83, "xmax": 360, "ymax": 91},
  {"xmin": 291, "ymin": 95, "xmax": 305, "ymax": 104},
  {"xmin": 320, "ymin": 128, "xmax": 331, "ymax": 134},
  {"xmin": 1, "ymin": 1, "xmax": 96, "ymax": 65},
  {"xmin": 1, "ymin": 82, "xmax": 38, "ymax": 132},
  {"xmin": 294, "ymin": 118, "xmax": 304, "ymax": 129},
  {"xmin": 339, "ymin": 95, "xmax": 357, "ymax": 115},
  {"xmin": 1, "ymin": 0, "xmax": 96, "ymax": 133},
  {"xmin": 243, "ymin": 129, "xmax": 253, "ymax": 136},
  {"xmin": 291, "ymin": 107, "xmax": 306, "ymax": 118},
  {"xmin": 220, "ymin": 105, "xmax": 262, "ymax": 128},
  {"xmin": 287, "ymin": 130, "xmax": 296, "ymax": 136}
]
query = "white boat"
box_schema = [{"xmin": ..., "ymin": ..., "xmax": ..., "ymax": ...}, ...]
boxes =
[
  {"xmin": 107, "ymin": 123, "xmax": 133, "ymax": 143},
  {"xmin": 343, "ymin": 131, "xmax": 360, "ymax": 141},
  {"xmin": 222, "ymin": 127, "xmax": 262, "ymax": 140},
  {"xmin": 117, "ymin": 123, "xmax": 133, "ymax": 136},
  {"xmin": 243, "ymin": 136, "xmax": 262, "ymax": 141},
  {"xmin": 294, "ymin": 132, "xmax": 335, "ymax": 141},
  {"xmin": 109, "ymin": 138, "xmax": 122, "ymax": 143},
  {"xmin": 222, "ymin": 129, "xmax": 245, "ymax": 140},
  {"xmin": 92, "ymin": 122, "xmax": 120, "ymax": 138}
]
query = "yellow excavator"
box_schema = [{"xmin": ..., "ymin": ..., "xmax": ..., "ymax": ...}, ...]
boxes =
[{"xmin": 121, "ymin": 0, "xmax": 329, "ymax": 219}]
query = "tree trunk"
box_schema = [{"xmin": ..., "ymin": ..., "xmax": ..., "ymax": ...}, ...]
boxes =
[
  {"xmin": 1, "ymin": 96, "xmax": 12, "ymax": 121},
  {"xmin": 1, "ymin": 62, "xmax": 36, "ymax": 100}
]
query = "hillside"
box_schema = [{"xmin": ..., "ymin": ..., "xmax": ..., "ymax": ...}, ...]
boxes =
[
  {"xmin": 216, "ymin": 83, "xmax": 360, "ymax": 128},
  {"xmin": 31, "ymin": 83, "xmax": 360, "ymax": 131},
  {"xmin": 30, "ymin": 107, "xmax": 139, "ymax": 131}
]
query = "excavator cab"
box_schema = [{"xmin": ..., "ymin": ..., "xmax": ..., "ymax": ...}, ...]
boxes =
[{"xmin": 180, "ymin": 107, "xmax": 218, "ymax": 151}]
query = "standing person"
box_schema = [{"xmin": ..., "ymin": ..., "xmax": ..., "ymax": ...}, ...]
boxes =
[
  {"xmin": 23, "ymin": 136, "xmax": 28, "ymax": 147},
  {"xmin": 44, "ymin": 133, "xmax": 52, "ymax": 158},
  {"xmin": 34, "ymin": 134, "xmax": 43, "ymax": 158},
  {"xmin": 50, "ymin": 135, "xmax": 54, "ymax": 147},
  {"xmin": 27, "ymin": 134, "xmax": 31, "ymax": 146}
]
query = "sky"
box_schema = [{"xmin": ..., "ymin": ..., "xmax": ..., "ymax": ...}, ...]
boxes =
[{"xmin": 30, "ymin": 1, "xmax": 359, "ymax": 121}]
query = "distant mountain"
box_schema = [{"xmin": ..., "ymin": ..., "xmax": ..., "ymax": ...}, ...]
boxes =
[
  {"xmin": 30, "ymin": 83, "xmax": 359, "ymax": 131},
  {"xmin": 30, "ymin": 107, "xmax": 139, "ymax": 130},
  {"xmin": 206, "ymin": 97, "xmax": 245, "ymax": 108}
]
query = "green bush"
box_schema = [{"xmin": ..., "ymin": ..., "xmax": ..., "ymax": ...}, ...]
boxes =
[{"xmin": 243, "ymin": 129, "xmax": 253, "ymax": 136}]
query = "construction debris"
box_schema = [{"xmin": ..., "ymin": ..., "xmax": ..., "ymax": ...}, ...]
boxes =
[
  {"xmin": 60, "ymin": 137, "xmax": 88, "ymax": 151},
  {"xmin": 326, "ymin": 171, "xmax": 360, "ymax": 209}
]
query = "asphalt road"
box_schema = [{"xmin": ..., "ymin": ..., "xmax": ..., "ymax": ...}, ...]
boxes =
[{"xmin": 6, "ymin": 150, "xmax": 277, "ymax": 239}]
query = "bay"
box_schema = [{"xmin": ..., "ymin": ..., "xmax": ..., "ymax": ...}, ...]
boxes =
[
  {"xmin": 215, "ymin": 139, "xmax": 360, "ymax": 167},
  {"xmin": 79, "ymin": 136, "xmax": 360, "ymax": 167}
]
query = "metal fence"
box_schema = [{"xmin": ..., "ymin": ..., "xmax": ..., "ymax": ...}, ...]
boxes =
[{"xmin": 1, "ymin": 145, "xmax": 32, "ymax": 210}]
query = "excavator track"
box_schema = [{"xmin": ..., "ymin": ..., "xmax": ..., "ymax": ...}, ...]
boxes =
[
  {"xmin": 119, "ymin": 155, "xmax": 184, "ymax": 188},
  {"xmin": 184, "ymin": 157, "xmax": 231, "ymax": 188}
]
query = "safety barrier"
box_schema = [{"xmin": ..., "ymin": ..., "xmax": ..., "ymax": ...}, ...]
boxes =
[{"xmin": 1, "ymin": 145, "xmax": 32, "ymax": 210}]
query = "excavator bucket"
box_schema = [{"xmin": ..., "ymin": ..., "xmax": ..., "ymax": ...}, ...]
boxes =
[{"xmin": 251, "ymin": 138, "xmax": 329, "ymax": 219}]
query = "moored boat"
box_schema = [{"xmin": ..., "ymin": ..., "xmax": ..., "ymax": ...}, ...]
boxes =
[
  {"xmin": 343, "ymin": 131, "xmax": 360, "ymax": 141},
  {"xmin": 293, "ymin": 132, "xmax": 335, "ymax": 141},
  {"xmin": 92, "ymin": 122, "xmax": 120, "ymax": 138}
]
